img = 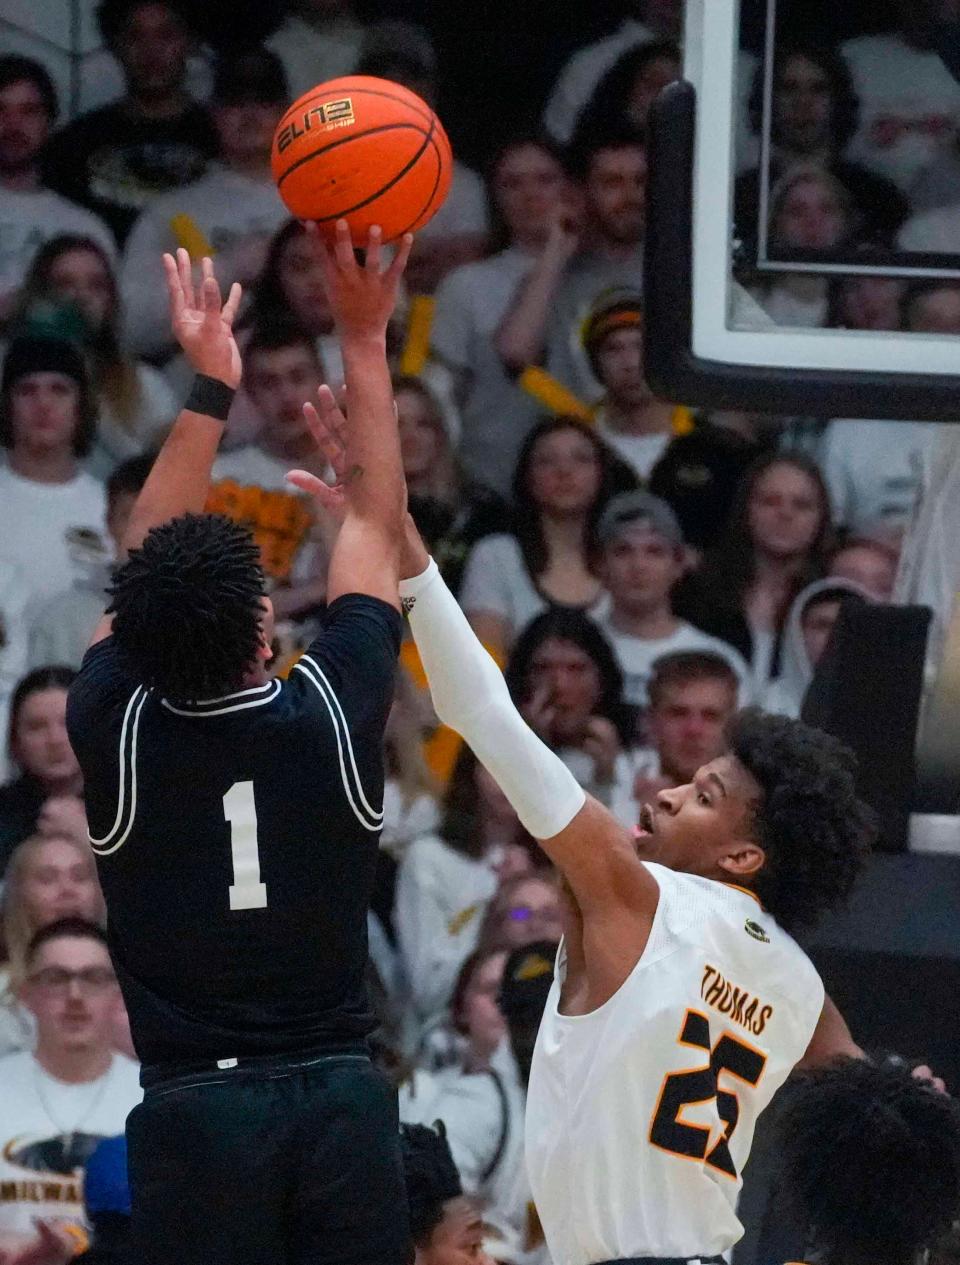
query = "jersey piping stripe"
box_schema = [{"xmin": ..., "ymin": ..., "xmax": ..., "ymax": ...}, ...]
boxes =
[
  {"xmin": 89, "ymin": 687, "xmax": 147, "ymax": 855},
  {"xmin": 297, "ymin": 655, "xmax": 383, "ymax": 824},
  {"xmin": 160, "ymin": 680, "xmax": 279, "ymax": 709},
  {"xmin": 293, "ymin": 657, "xmax": 383, "ymax": 832},
  {"xmin": 160, "ymin": 680, "xmax": 282, "ymax": 716}
]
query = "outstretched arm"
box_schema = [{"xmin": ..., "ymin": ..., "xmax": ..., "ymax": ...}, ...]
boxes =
[
  {"xmin": 288, "ymin": 221, "xmax": 411, "ymax": 610},
  {"xmin": 87, "ymin": 250, "xmax": 243, "ymax": 649},
  {"xmin": 397, "ymin": 518, "xmax": 658, "ymax": 922}
]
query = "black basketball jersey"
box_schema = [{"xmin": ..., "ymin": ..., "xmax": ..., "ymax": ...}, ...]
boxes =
[{"xmin": 66, "ymin": 593, "xmax": 401, "ymax": 1068}]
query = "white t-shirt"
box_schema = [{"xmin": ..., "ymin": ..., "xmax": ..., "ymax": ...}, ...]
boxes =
[
  {"xmin": 395, "ymin": 834, "xmax": 499, "ymax": 1029},
  {"xmin": 208, "ymin": 445, "xmax": 317, "ymax": 586},
  {"xmin": 121, "ymin": 167, "xmax": 289, "ymax": 358},
  {"xmin": 600, "ymin": 616, "xmax": 753, "ymax": 708},
  {"xmin": 0, "ymin": 1051, "xmax": 142, "ymax": 1237},
  {"xmin": 266, "ymin": 15, "xmax": 364, "ymax": 101},
  {"xmin": 842, "ymin": 33, "xmax": 960, "ymax": 191},
  {"xmin": 0, "ymin": 464, "xmax": 108, "ymax": 624},
  {"xmin": 459, "ymin": 534, "xmax": 610, "ymax": 646},
  {"xmin": 418, "ymin": 161, "xmax": 488, "ymax": 241},
  {"xmin": 749, "ymin": 281, "xmax": 829, "ymax": 329},
  {"xmin": 526, "ymin": 866, "xmax": 823, "ymax": 1262},
  {"xmin": 379, "ymin": 780, "xmax": 440, "ymax": 861},
  {"xmin": 595, "ymin": 422, "xmax": 670, "ymax": 481},
  {"xmin": 432, "ymin": 247, "xmax": 542, "ymax": 496},
  {"xmin": 85, "ymin": 363, "xmax": 178, "ymax": 481},
  {"xmin": 0, "ymin": 187, "xmax": 116, "ymax": 308},
  {"xmin": 819, "ymin": 418, "xmax": 939, "ymax": 531},
  {"xmin": 897, "ymin": 204, "xmax": 960, "ymax": 255}
]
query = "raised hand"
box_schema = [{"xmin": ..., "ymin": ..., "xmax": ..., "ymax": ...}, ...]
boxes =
[
  {"xmin": 306, "ymin": 220, "xmax": 413, "ymax": 340},
  {"xmin": 162, "ymin": 249, "xmax": 242, "ymax": 388},
  {"xmin": 286, "ymin": 384, "xmax": 351, "ymax": 521}
]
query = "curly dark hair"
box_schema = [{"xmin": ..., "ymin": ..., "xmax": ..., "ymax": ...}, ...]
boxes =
[
  {"xmin": 727, "ymin": 708, "xmax": 874, "ymax": 932},
  {"xmin": 109, "ymin": 513, "xmax": 265, "ymax": 701},
  {"xmin": 572, "ymin": 40, "xmax": 681, "ymax": 143},
  {"xmin": 778, "ymin": 1057, "xmax": 960, "ymax": 1265},
  {"xmin": 399, "ymin": 1123, "xmax": 462, "ymax": 1247}
]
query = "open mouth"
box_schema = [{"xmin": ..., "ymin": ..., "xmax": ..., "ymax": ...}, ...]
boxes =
[{"xmin": 636, "ymin": 802, "xmax": 655, "ymax": 836}]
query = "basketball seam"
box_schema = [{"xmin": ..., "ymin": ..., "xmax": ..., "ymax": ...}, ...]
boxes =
[
  {"xmin": 277, "ymin": 84, "xmax": 435, "ymax": 130},
  {"xmin": 279, "ymin": 118, "xmax": 437, "ymax": 225},
  {"xmin": 398, "ymin": 135, "xmax": 445, "ymax": 238}
]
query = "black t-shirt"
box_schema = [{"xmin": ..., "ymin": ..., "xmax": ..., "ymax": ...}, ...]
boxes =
[
  {"xmin": 0, "ymin": 774, "xmax": 46, "ymax": 872},
  {"xmin": 66, "ymin": 594, "xmax": 401, "ymax": 1067},
  {"xmin": 43, "ymin": 101, "xmax": 218, "ymax": 245}
]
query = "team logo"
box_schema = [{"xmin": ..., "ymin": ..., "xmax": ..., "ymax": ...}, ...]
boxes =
[
  {"xmin": 744, "ymin": 918, "xmax": 770, "ymax": 943},
  {"xmin": 401, "ymin": 595, "xmax": 417, "ymax": 615},
  {"xmin": 276, "ymin": 99, "xmax": 356, "ymax": 152}
]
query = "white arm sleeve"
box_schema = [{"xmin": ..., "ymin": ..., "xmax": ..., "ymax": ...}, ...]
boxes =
[{"xmin": 399, "ymin": 559, "xmax": 586, "ymax": 840}]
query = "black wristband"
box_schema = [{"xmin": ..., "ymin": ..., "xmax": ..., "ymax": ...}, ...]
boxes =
[{"xmin": 184, "ymin": 374, "xmax": 235, "ymax": 421}]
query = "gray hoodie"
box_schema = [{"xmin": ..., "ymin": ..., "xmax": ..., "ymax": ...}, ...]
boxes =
[{"xmin": 762, "ymin": 577, "xmax": 872, "ymax": 719}]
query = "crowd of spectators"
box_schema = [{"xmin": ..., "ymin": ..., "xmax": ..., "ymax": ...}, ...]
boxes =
[{"xmin": 0, "ymin": 0, "xmax": 958, "ymax": 1260}]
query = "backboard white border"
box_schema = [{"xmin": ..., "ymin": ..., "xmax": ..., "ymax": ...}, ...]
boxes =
[{"xmin": 685, "ymin": 0, "xmax": 960, "ymax": 378}]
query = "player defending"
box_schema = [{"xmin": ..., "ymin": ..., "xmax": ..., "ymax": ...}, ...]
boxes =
[
  {"xmin": 66, "ymin": 225, "xmax": 413, "ymax": 1265},
  {"xmin": 290, "ymin": 394, "xmax": 896, "ymax": 1262}
]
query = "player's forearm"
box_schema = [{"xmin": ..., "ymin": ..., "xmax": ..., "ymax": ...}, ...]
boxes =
[
  {"xmin": 399, "ymin": 559, "xmax": 585, "ymax": 842},
  {"xmin": 339, "ymin": 333, "xmax": 406, "ymax": 532},
  {"xmin": 122, "ymin": 405, "xmax": 225, "ymax": 554}
]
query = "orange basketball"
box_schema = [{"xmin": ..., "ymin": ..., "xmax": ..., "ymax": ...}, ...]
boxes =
[{"xmin": 271, "ymin": 75, "xmax": 453, "ymax": 243}]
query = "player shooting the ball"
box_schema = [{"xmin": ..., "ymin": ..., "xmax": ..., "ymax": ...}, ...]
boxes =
[{"xmin": 67, "ymin": 223, "xmax": 419, "ymax": 1265}]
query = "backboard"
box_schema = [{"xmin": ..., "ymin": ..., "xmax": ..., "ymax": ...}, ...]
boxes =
[{"xmin": 644, "ymin": 0, "xmax": 960, "ymax": 417}]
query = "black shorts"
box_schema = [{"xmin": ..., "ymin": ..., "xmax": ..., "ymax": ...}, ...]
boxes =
[{"xmin": 125, "ymin": 1049, "xmax": 412, "ymax": 1265}]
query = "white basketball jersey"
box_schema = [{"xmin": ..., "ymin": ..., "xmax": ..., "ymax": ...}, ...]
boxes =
[{"xmin": 525, "ymin": 862, "xmax": 824, "ymax": 1264}]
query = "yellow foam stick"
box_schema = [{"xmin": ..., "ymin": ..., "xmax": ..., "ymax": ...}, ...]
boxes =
[
  {"xmin": 672, "ymin": 404, "xmax": 695, "ymax": 435},
  {"xmin": 399, "ymin": 295, "xmax": 435, "ymax": 376},
  {"xmin": 518, "ymin": 366, "xmax": 593, "ymax": 422},
  {"xmin": 170, "ymin": 214, "xmax": 214, "ymax": 258}
]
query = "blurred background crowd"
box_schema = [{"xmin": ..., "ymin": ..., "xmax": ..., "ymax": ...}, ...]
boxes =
[{"xmin": 1, "ymin": 0, "xmax": 959, "ymax": 1261}]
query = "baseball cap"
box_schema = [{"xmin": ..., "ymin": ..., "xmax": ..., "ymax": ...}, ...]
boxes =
[
  {"xmin": 597, "ymin": 490, "xmax": 684, "ymax": 550},
  {"xmin": 499, "ymin": 942, "xmax": 557, "ymax": 1022},
  {"xmin": 213, "ymin": 49, "xmax": 288, "ymax": 106}
]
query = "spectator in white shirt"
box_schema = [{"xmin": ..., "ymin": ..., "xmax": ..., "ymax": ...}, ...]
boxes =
[
  {"xmin": 582, "ymin": 289, "xmax": 675, "ymax": 480},
  {"xmin": 357, "ymin": 25, "xmax": 488, "ymax": 295},
  {"xmin": 632, "ymin": 652, "xmax": 740, "ymax": 807},
  {"xmin": 748, "ymin": 164, "xmax": 857, "ymax": 329},
  {"xmin": 266, "ymin": 0, "xmax": 366, "ymax": 102},
  {"xmin": 430, "ymin": 133, "xmax": 572, "ymax": 497},
  {"xmin": 460, "ymin": 416, "xmax": 635, "ymax": 659},
  {"xmin": 505, "ymin": 608, "xmax": 642, "ymax": 825},
  {"xmin": 0, "ymin": 918, "xmax": 140, "ymax": 1260},
  {"xmin": 0, "ymin": 336, "xmax": 108, "ymax": 622},
  {"xmin": 0, "ymin": 57, "xmax": 115, "ymax": 322},
  {"xmin": 28, "ymin": 455, "xmax": 153, "ymax": 673},
  {"xmin": 121, "ymin": 49, "xmax": 291, "ymax": 360},
  {"xmin": 395, "ymin": 746, "xmax": 526, "ymax": 1037},
  {"xmin": 842, "ymin": 3, "xmax": 960, "ymax": 193},
  {"xmin": 819, "ymin": 282, "xmax": 954, "ymax": 532},
  {"xmin": 595, "ymin": 490, "xmax": 752, "ymax": 708},
  {"xmin": 0, "ymin": 833, "xmax": 104, "ymax": 1059},
  {"xmin": 14, "ymin": 235, "xmax": 177, "ymax": 479}
]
